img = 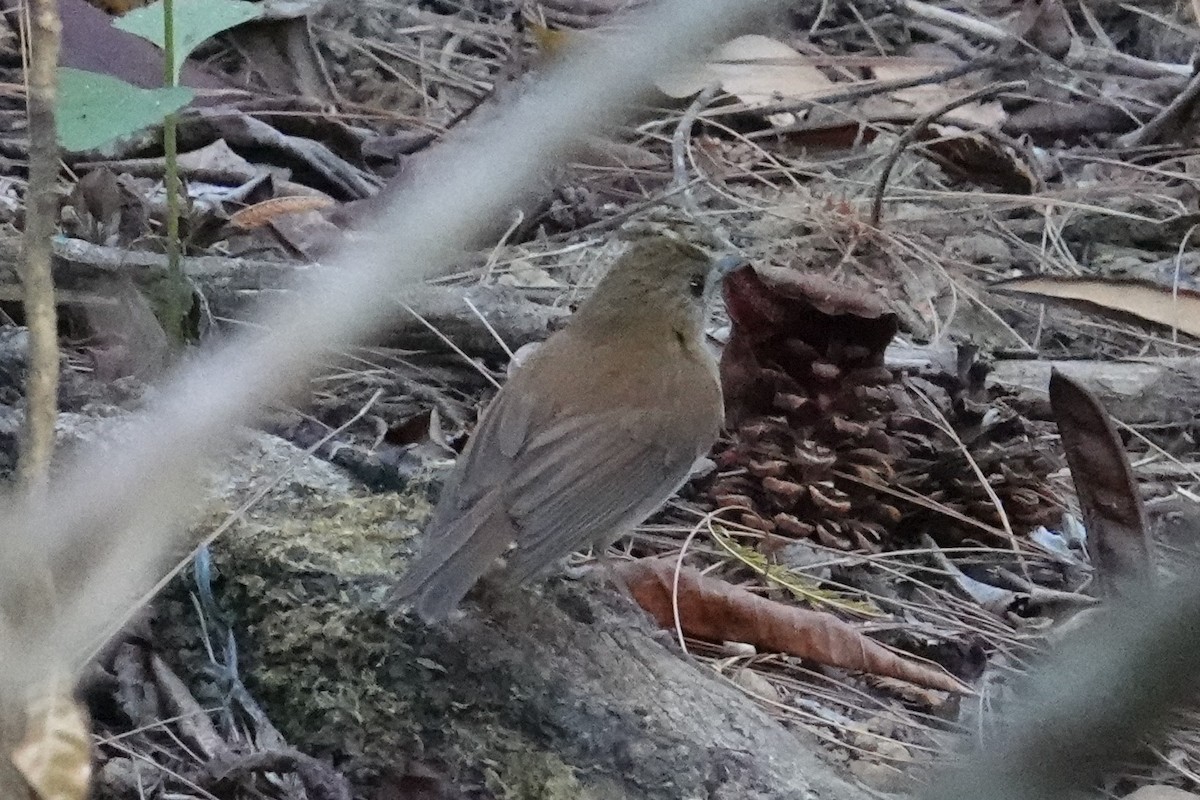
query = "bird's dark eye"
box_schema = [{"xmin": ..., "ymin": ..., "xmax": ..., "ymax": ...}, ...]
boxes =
[{"xmin": 688, "ymin": 274, "xmax": 706, "ymax": 297}]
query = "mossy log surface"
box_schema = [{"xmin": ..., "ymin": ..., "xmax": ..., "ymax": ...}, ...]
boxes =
[{"xmin": 185, "ymin": 448, "xmax": 872, "ymax": 800}]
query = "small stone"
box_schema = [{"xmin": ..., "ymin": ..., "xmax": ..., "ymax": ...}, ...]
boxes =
[
  {"xmin": 849, "ymin": 756, "xmax": 909, "ymax": 793},
  {"xmin": 863, "ymin": 713, "xmax": 900, "ymax": 740},
  {"xmin": 98, "ymin": 756, "xmax": 162, "ymax": 795},
  {"xmin": 942, "ymin": 234, "xmax": 1011, "ymax": 265},
  {"xmin": 1121, "ymin": 787, "xmax": 1200, "ymax": 800},
  {"xmin": 778, "ymin": 539, "xmax": 829, "ymax": 578},
  {"xmin": 731, "ymin": 667, "xmax": 781, "ymax": 704},
  {"xmin": 720, "ymin": 641, "xmax": 758, "ymax": 657}
]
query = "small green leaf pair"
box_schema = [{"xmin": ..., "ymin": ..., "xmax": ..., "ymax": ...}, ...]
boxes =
[{"xmin": 56, "ymin": 0, "xmax": 261, "ymax": 152}]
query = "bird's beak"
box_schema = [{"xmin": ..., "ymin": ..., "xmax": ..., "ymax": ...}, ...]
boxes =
[
  {"xmin": 703, "ymin": 255, "xmax": 747, "ymax": 304},
  {"xmin": 713, "ymin": 254, "xmax": 748, "ymax": 279}
]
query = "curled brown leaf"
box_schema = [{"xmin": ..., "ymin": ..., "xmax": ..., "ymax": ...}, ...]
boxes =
[{"xmin": 615, "ymin": 560, "xmax": 971, "ymax": 694}]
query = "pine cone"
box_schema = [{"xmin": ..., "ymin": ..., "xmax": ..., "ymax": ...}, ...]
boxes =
[
  {"xmin": 704, "ymin": 265, "xmax": 905, "ymax": 551},
  {"xmin": 702, "ymin": 267, "xmax": 1062, "ymax": 554},
  {"xmin": 891, "ymin": 352, "xmax": 1062, "ymax": 543}
]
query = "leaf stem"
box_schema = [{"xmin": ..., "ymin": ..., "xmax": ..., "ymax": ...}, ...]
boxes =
[{"xmin": 162, "ymin": 0, "xmax": 184, "ymax": 341}]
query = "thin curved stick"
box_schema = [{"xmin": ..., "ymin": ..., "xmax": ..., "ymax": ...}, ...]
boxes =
[
  {"xmin": 869, "ymin": 80, "xmax": 1024, "ymax": 227},
  {"xmin": 671, "ymin": 83, "xmax": 721, "ymax": 218}
]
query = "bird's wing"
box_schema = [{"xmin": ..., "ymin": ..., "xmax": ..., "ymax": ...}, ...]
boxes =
[
  {"xmin": 498, "ymin": 407, "xmax": 705, "ymax": 584},
  {"xmin": 389, "ymin": 490, "xmax": 519, "ymax": 622},
  {"xmin": 389, "ymin": 376, "xmax": 542, "ymax": 621},
  {"xmin": 428, "ymin": 370, "xmax": 542, "ymax": 516}
]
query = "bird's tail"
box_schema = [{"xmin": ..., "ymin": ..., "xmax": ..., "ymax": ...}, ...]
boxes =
[{"xmin": 387, "ymin": 497, "xmax": 516, "ymax": 623}]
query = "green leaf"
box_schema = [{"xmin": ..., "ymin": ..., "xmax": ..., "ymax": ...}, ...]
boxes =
[
  {"xmin": 56, "ymin": 68, "xmax": 193, "ymax": 153},
  {"xmin": 115, "ymin": 0, "xmax": 262, "ymax": 83}
]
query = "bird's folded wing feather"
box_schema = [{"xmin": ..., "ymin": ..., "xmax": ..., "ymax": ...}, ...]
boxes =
[
  {"xmin": 498, "ymin": 408, "xmax": 702, "ymax": 584},
  {"xmin": 388, "ymin": 379, "xmax": 541, "ymax": 619},
  {"xmin": 426, "ymin": 376, "xmax": 537, "ymax": 519}
]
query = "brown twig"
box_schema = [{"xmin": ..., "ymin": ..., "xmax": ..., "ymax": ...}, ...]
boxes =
[
  {"xmin": 671, "ymin": 83, "xmax": 720, "ymax": 219},
  {"xmin": 898, "ymin": 0, "xmax": 1012, "ymax": 44},
  {"xmin": 869, "ymin": 81, "xmax": 1024, "ymax": 227},
  {"xmin": 1116, "ymin": 67, "xmax": 1200, "ymax": 148},
  {"xmin": 9, "ymin": 2, "xmax": 62, "ymax": 795},
  {"xmin": 1067, "ymin": 45, "xmax": 1192, "ymax": 81},
  {"xmin": 739, "ymin": 55, "xmax": 1005, "ymax": 135},
  {"xmin": 17, "ymin": 0, "xmax": 61, "ymax": 495}
]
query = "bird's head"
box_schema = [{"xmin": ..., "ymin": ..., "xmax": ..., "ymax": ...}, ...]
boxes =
[{"xmin": 575, "ymin": 227, "xmax": 745, "ymax": 336}]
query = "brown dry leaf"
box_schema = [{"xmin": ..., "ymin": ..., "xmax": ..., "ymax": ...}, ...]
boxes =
[
  {"xmin": 60, "ymin": 0, "xmax": 229, "ymax": 91},
  {"xmin": 864, "ymin": 675, "xmax": 951, "ymax": 710},
  {"xmin": 1049, "ymin": 370, "xmax": 1152, "ymax": 596},
  {"xmin": 656, "ymin": 35, "xmax": 833, "ymax": 126},
  {"xmin": 12, "ymin": 680, "xmax": 92, "ymax": 800},
  {"xmin": 61, "ymin": 167, "xmax": 150, "ymax": 247},
  {"xmin": 573, "ymin": 135, "xmax": 665, "ymax": 170},
  {"xmin": 84, "ymin": 278, "xmax": 171, "ymax": 383},
  {"xmin": 268, "ymin": 209, "xmax": 345, "ymax": 259},
  {"xmin": 992, "ymin": 275, "xmax": 1200, "ymax": 339},
  {"xmin": 615, "ymin": 560, "xmax": 971, "ymax": 694},
  {"xmin": 230, "ymin": 195, "xmax": 337, "ymax": 229},
  {"xmin": 922, "ymin": 126, "xmax": 1038, "ymax": 193},
  {"xmin": 868, "ymin": 62, "xmax": 1006, "ymax": 128}
]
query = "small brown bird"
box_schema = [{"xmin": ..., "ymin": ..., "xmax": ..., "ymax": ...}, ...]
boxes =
[{"xmin": 390, "ymin": 231, "xmax": 737, "ymax": 622}]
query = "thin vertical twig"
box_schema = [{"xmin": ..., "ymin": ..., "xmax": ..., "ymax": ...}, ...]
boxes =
[
  {"xmin": 18, "ymin": 0, "xmax": 62, "ymax": 496},
  {"xmin": 12, "ymin": 1, "xmax": 63, "ymax": 793},
  {"xmin": 670, "ymin": 83, "xmax": 719, "ymax": 219},
  {"xmin": 162, "ymin": 0, "xmax": 185, "ymax": 341},
  {"xmin": 869, "ymin": 81, "xmax": 1023, "ymax": 227}
]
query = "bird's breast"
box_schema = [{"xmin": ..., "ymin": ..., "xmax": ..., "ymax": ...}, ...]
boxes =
[{"xmin": 517, "ymin": 324, "xmax": 722, "ymax": 430}]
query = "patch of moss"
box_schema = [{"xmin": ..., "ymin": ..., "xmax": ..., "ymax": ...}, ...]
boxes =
[
  {"xmin": 485, "ymin": 749, "xmax": 585, "ymax": 800},
  {"xmin": 172, "ymin": 489, "xmax": 614, "ymax": 798},
  {"xmin": 210, "ymin": 493, "xmax": 424, "ymax": 764}
]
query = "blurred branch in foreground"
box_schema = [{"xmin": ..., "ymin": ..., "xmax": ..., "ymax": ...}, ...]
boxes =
[{"xmin": 922, "ymin": 574, "xmax": 1200, "ymax": 800}]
